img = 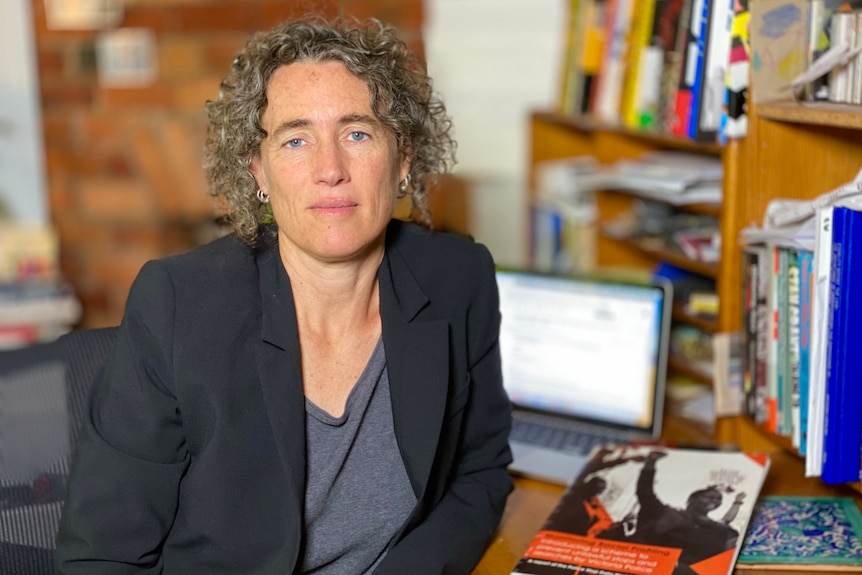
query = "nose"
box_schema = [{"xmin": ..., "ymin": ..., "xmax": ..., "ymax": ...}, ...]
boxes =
[{"xmin": 313, "ymin": 137, "xmax": 348, "ymax": 186}]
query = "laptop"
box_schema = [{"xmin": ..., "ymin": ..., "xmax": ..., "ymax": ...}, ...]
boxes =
[{"xmin": 496, "ymin": 268, "xmax": 672, "ymax": 485}]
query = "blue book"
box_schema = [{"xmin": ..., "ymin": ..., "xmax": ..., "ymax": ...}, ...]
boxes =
[
  {"xmin": 686, "ymin": 0, "xmax": 714, "ymax": 139},
  {"xmin": 822, "ymin": 206, "xmax": 862, "ymax": 484},
  {"xmin": 797, "ymin": 249, "xmax": 813, "ymax": 456},
  {"xmin": 694, "ymin": 0, "xmax": 733, "ymax": 141},
  {"xmin": 530, "ymin": 204, "xmax": 563, "ymax": 271}
]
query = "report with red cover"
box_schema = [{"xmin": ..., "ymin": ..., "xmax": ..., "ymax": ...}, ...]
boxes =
[{"xmin": 511, "ymin": 445, "xmax": 771, "ymax": 575}]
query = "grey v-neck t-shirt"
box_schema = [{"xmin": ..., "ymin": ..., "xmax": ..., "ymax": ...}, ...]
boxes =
[{"xmin": 300, "ymin": 338, "xmax": 417, "ymax": 574}]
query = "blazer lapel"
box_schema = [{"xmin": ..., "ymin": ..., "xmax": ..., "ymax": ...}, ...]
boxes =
[
  {"xmin": 254, "ymin": 245, "xmax": 305, "ymax": 565},
  {"xmin": 379, "ymin": 244, "xmax": 450, "ymax": 501}
]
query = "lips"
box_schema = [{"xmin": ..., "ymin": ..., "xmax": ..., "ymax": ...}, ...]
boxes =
[{"xmin": 310, "ymin": 199, "xmax": 358, "ymax": 209}]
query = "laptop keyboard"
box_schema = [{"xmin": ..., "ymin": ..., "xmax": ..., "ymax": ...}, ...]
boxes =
[{"xmin": 510, "ymin": 412, "xmax": 624, "ymax": 455}]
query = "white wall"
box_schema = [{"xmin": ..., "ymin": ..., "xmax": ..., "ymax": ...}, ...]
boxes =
[
  {"xmin": 0, "ymin": 0, "xmax": 48, "ymax": 224},
  {"xmin": 424, "ymin": 0, "xmax": 567, "ymax": 266}
]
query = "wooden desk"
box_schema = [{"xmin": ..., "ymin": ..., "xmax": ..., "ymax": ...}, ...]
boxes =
[{"xmin": 473, "ymin": 423, "xmax": 862, "ymax": 574}]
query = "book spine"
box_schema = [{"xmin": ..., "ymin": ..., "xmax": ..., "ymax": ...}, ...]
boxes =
[
  {"xmin": 755, "ymin": 245, "xmax": 770, "ymax": 425},
  {"xmin": 595, "ymin": 0, "xmax": 636, "ymax": 122},
  {"xmin": 658, "ymin": 0, "xmax": 694, "ymax": 133},
  {"xmin": 622, "ymin": 0, "xmax": 658, "ymax": 128},
  {"xmin": 686, "ymin": 0, "xmax": 715, "ymax": 139},
  {"xmin": 641, "ymin": 0, "xmax": 679, "ymax": 129},
  {"xmin": 718, "ymin": 0, "xmax": 750, "ymax": 142},
  {"xmin": 0, "ymin": 292, "xmax": 82, "ymax": 325},
  {"xmin": 580, "ymin": 0, "xmax": 608, "ymax": 114},
  {"xmin": 742, "ymin": 247, "xmax": 760, "ymax": 420},
  {"xmin": 822, "ymin": 206, "xmax": 862, "ymax": 484},
  {"xmin": 805, "ymin": 0, "xmax": 827, "ymax": 101},
  {"xmin": 766, "ymin": 243, "xmax": 779, "ymax": 433},
  {"xmin": 828, "ymin": 12, "xmax": 853, "ymax": 103},
  {"xmin": 531, "ymin": 204, "xmax": 564, "ymax": 272},
  {"xmin": 695, "ymin": 0, "xmax": 733, "ymax": 142},
  {"xmin": 806, "ymin": 206, "xmax": 834, "ymax": 477},
  {"xmin": 798, "ymin": 249, "xmax": 814, "ymax": 456},
  {"xmin": 853, "ymin": 10, "xmax": 862, "ymax": 105},
  {"xmin": 787, "ymin": 249, "xmax": 801, "ymax": 448},
  {"xmin": 776, "ymin": 247, "xmax": 790, "ymax": 436},
  {"xmin": 668, "ymin": 0, "xmax": 705, "ymax": 136},
  {"xmin": 558, "ymin": 0, "xmax": 583, "ymax": 115}
]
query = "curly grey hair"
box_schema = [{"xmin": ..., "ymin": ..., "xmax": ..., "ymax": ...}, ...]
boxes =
[{"xmin": 203, "ymin": 16, "xmax": 456, "ymax": 244}]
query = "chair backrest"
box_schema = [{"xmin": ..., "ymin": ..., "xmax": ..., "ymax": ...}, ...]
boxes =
[{"xmin": 0, "ymin": 327, "xmax": 117, "ymax": 575}]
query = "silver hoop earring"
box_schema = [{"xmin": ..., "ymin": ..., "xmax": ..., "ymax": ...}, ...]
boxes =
[
  {"xmin": 398, "ymin": 175, "xmax": 411, "ymax": 198},
  {"xmin": 257, "ymin": 189, "xmax": 270, "ymax": 204}
]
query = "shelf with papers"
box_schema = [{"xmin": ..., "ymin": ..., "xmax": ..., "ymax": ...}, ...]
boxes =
[
  {"xmin": 529, "ymin": 110, "xmax": 747, "ymax": 448},
  {"xmin": 671, "ymin": 301, "xmax": 718, "ymax": 334},
  {"xmin": 672, "ymin": 202, "xmax": 722, "ymax": 218},
  {"xmin": 667, "ymin": 352, "xmax": 713, "ymax": 386},
  {"xmin": 600, "ymin": 233, "xmax": 719, "ymax": 278}
]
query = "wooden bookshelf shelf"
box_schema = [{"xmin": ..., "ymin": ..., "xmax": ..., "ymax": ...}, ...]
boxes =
[
  {"xmin": 629, "ymin": 238, "xmax": 719, "ymax": 278},
  {"xmin": 532, "ymin": 111, "xmax": 724, "ymax": 155},
  {"xmin": 527, "ymin": 0, "xmax": 862, "ymax": 504},
  {"xmin": 671, "ymin": 302, "xmax": 718, "ymax": 334},
  {"xmin": 675, "ymin": 202, "xmax": 722, "ymax": 218},
  {"xmin": 756, "ymin": 101, "xmax": 862, "ymax": 129},
  {"xmin": 667, "ymin": 352, "xmax": 713, "ymax": 386}
]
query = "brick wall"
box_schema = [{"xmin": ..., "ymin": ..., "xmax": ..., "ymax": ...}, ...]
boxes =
[{"xmin": 32, "ymin": 0, "xmax": 428, "ymax": 328}]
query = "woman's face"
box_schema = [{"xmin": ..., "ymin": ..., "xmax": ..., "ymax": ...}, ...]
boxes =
[{"xmin": 250, "ymin": 60, "xmax": 408, "ymax": 265}]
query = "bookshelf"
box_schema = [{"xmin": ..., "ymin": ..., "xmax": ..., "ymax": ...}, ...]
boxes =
[
  {"xmin": 734, "ymin": 102, "xmax": 862, "ymax": 486},
  {"xmin": 529, "ymin": 0, "xmax": 862, "ymax": 491},
  {"xmin": 528, "ymin": 95, "xmax": 862, "ymax": 489},
  {"xmin": 525, "ymin": 0, "xmax": 862, "ymax": 492},
  {"xmin": 528, "ymin": 111, "xmax": 738, "ymax": 392}
]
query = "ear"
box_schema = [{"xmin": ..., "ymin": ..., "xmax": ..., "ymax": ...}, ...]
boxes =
[
  {"xmin": 399, "ymin": 152, "xmax": 412, "ymax": 183},
  {"xmin": 249, "ymin": 155, "xmax": 265, "ymax": 189}
]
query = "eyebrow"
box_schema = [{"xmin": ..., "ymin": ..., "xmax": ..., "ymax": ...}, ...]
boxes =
[{"xmin": 269, "ymin": 114, "xmax": 381, "ymax": 140}]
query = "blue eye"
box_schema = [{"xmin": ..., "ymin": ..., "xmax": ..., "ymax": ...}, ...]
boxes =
[
  {"xmin": 349, "ymin": 131, "xmax": 369, "ymax": 142},
  {"xmin": 286, "ymin": 138, "xmax": 303, "ymax": 148}
]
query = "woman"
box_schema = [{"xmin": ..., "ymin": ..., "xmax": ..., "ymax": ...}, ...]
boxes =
[{"xmin": 56, "ymin": 16, "xmax": 513, "ymax": 574}]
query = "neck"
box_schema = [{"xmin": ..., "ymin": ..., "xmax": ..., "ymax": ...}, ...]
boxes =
[{"xmin": 278, "ymin": 240, "xmax": 384, "ymax": 340}]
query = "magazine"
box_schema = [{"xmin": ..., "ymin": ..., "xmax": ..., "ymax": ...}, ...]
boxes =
[
  {"xmin": 511, "ymin": 445, "xmax": 771, "ymax": 575},
  {"xmin": 737, "ymin": 496, "xmax": 862, "ymax": 571}
]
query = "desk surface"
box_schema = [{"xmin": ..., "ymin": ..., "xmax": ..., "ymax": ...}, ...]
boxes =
[{"xmin": 474, "ymin": 421, "xmax": 862, "ymax": 575}]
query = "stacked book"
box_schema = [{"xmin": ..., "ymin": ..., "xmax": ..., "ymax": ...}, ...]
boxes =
[
  {"xmin": 0, "ymin": 225, "xmax": 81, "ymax": 349},
  {"xmin": 739, "ymin": 166, "xmax": 862, "ymax": 485}
]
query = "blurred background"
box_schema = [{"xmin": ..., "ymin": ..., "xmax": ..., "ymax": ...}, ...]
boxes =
[{"xmin": 1, "ymin": 0, "xmax": 566, "ymax": 336}]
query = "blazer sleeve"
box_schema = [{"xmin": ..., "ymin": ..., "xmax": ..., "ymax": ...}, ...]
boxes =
[
  {"xmin": 374, "ymin": 246, "xmax": 513, "ymax": 575},
  {"xmin": 55, "ymin": 260, "xmax": 189, "ymax": 574}
]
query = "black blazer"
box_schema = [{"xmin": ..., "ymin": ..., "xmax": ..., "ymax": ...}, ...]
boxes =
[{"xmin": 56, "ymin": 220, "xmax": 513, "ymax": 574}]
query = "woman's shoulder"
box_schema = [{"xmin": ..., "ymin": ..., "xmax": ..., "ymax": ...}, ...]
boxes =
[
  {"xmin": 385, "ymin": 220, "xmax": 497, "ymax": 301},
  {"xmin": 386, "ymin": 219, "xmax": 492, "ymax": 268},
  {"xmin": 163, "ymin": 232, "xmax": 259, "ymax": 268},
  {"xmin": 138, "ymin": 232, "xmax": 265, "ymax": 290}
]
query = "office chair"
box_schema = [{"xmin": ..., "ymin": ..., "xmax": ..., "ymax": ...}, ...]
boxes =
[{"xmin": 0, "ymin": 327, "xmax": 117, "ymax": 574}]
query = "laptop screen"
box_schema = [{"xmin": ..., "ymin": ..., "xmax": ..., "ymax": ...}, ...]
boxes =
[{"xmin": 496, "ymin": 269, "xmax": 671, "ymax": 435}]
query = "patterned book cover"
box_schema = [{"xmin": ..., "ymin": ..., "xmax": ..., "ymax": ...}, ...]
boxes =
[
  {"xmin": 512, "ymin": 445, "xmax": 770, "ymax": 575},
  {"xmin": 737, "ymin": 496, "xmax": 862, "ymax": 570}
]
